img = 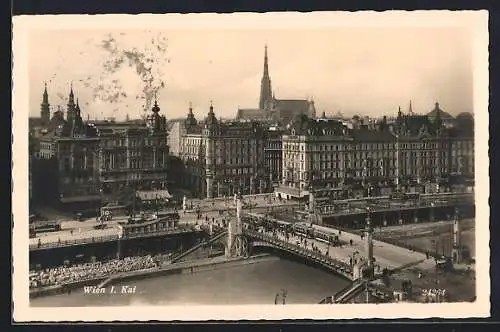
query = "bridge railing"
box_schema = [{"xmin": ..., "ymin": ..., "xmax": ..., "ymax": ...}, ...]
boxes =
[
  {"xmin": 244, "ymin": 229, "xmax": 352, "ymax": 277},
  {"xmin": 334, "ymin": 280, "xmax": 367, "ymax": 303},
  {"xmin": 319, "ymin": 280, "xmax": 393, "ymax": 304},
  {"xmin": 29, "ymin": 234, "xmax": 120, "ymax": 250},
  {"xmin": 29, "ymin": 225, "xmax": 198, "ymax": 250},
  {"xmin": 169, "ymin": 229, "xmax": 227, "ymax": 263},
  {"xmin": 318, "ymin": 198, "xmax": 473, "ymax": 217}
]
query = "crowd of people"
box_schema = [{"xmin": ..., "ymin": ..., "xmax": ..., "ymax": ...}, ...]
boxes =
[
  {"xmin": 249, "ymin": 222, "xmax": 344, "ymax": 265},
  {"xmin": 248, "ymin": 219, "xmax": 388, "ymax": 275},
  {"xmin": 29, "ymin": 255, "xmax": 158, "ymax": 289}
]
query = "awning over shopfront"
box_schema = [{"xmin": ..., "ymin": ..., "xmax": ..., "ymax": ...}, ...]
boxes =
[{"xmin": 136, "ymin": 190, "xmax": 172, "ymax": 201}]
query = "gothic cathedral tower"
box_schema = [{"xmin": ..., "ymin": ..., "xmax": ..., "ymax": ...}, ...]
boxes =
[
  {"xmin": 259, "ymin": 45, "xmax": 273, "ymax": 111},
  {"xmin": 66, "ymin": 84, "xmax": 77, "ymax": 125},
  {"xmin": 40, "ymin": 82, "xmax": 50, "ymax": 126}
]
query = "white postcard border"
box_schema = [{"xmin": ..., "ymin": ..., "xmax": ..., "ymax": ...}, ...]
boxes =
[{"xmin": 12, "ymin": 10, "xmax": 490, "ymax": 321}]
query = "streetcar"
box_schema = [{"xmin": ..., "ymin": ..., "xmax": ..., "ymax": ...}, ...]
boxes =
[
  {"xmin": 293, "ymin": 223, "xmax": 340, "ymax": 245},
  {"xmin": 155, "ymin": 210, "xmax": 180, "ymax": 222},
  {"xmin": 29, "ymin": 221, "xmax": 61, "ymax": 236},
  {"xmin": 314, "ymin": 231, "xmax": 340, "ymax": 246},
  {"xmin": 403, "ymin": 192, "xmax": 420, "ymax": 200},
  {"xmin": 293, "ymin": 223, "xmax": 315, "ymax": 239}
]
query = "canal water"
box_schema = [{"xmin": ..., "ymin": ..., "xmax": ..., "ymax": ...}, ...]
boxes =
[{"xmin": 30, "ymin": 258, "xmax": 350, "ymax": 307}]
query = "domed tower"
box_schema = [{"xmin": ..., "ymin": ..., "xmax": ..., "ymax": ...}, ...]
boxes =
[
  {"xmin": 204, "ymin": 101, "xmax": 218, "ymax": 198},
  {"xmin": 184, "ymin": 102, "xmax": 198, "ymax": 130},
  {"xmin": 147, "ymin": 93, "xmax": 167, "ymax": 132}
]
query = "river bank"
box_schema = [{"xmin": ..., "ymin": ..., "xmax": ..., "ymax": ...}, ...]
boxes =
[{"xmin": 30, "ymin": 254, "xmax": 278, "ymax": 299}]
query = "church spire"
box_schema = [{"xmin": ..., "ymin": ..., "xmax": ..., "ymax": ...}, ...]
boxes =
[
  {"xmin": 67, "ymin": 82, "xmax": 76, "ymax": 124},
  {"xmin": 76, "ymin": 98, "xmax": 81, "ymax": 116},
  {"xmin": 42, "ymin": 82, "xmax": 49, "ymax": 104},
  {"xmin": 259, "ymin": 44, "xmax": 273, "ymax": 110},
  {"xmin": 41, "ymin": 82, "xmax": 50, "ymax": 126},
  {"xmin": 69, "ymin": 82, "xmax": 75, "ymax": 104},
  {"xmin": 408, "ymin": 100, "xmax": 413, "ymax": 115},
  {"xmin": 263, "ymin": 44, "xmax": 269, "ymax": 77}
]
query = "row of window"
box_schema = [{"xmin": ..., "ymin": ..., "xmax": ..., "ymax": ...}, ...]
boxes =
[
  {"xmin": 282, "ymin": 141, "xmax": 473, "ymax": 152},
  {"xmin": 283, "ymin": 150, "xmax": 461, "ymax": 161},
  {"xmin": 284, "ymin": 166, "xmax": 453, "ymax": 181},
  {"xmin": 284, "ymin": 158, "xmax": 449, "ymax": 171},
  {"xmin": 104, "ymin": 159, "xmax": 166, "ymax": 170}
]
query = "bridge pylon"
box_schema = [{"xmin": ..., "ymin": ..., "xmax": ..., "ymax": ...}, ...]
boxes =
[
  {"xmin": 451, "ymin": 207, "xmax": 462, "ymax": 264},
  {"xmin": 226, "ymin": 191, "xmax": 249, "ymax": 258},
  {"xmin": 364, "ymin": 208, "xmax": 375, "ymax": 279}
]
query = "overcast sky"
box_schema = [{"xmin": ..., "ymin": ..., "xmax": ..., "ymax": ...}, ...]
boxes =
[{"xmin": 29, "ymin": 27, "xmax": 473, "ymax": 121}]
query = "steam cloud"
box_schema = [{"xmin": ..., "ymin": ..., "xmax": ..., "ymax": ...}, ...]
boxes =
[{"xmin": 95, "ymin": 32, "xmax": 170, "ymax": 117}]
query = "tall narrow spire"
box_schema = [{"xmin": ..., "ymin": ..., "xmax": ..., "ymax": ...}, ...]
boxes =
[
  {"xmin": 75, "ymin": 98, "xmax": 81, "ymax": 115},
  {"xmin": 408, "ymin": 100, "xmax": 413, "ymax": 115},
  {"xmin": 40, "ymin": 82, "xmax": 50, "ymax": 125},
  {"xmin": 259, "ymin": 44, "xmax": 273, "ymax": 110},
  {"xmin": 263, "ymin": 44, "xmax": 269, "ymax": 77},
  {"xmin": 69, "ymin": 82, "xmax": 74, "ymax": 99},
  {"xmin": 68, "ymin": 82, "xmax": 75, "ymax": 106},
  {"xmin": 67, "ymin": 83, "xmax": 76, "ymax": 124},
  {"xmin": 42, "ymin": 82, "xmax": 49, "ymax": 104}
]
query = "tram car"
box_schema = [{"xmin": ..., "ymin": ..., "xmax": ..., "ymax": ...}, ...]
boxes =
[
  {"xmin": 29, "ymin": 221, "xmax": 61, "ymax": 237},
  {"xmin": 293, "ymin": 223, "xmax": 315, "ymax": 239},
  {"xmin": 156, "ymin": 210, "xmax": 181, "ymax": 222},
  {"xmin": 293, "ymin": 223, "xmax": 340, "ymax": 246}
]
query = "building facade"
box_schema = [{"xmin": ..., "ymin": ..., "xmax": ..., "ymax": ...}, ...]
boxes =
[
  {"xmin": 264, "ymin": 126, "xmax": 284, "ymax": 188},
  {"xmin": 35, "ymin": 86, "xmax": 101, "ymax": 210},
  {"xmin": 31, "ymin": 87, "xmax": 170, "ymax": 211},
  {"xmin": 277, "ymin": 107, "xmax": 474, "ymax": 201},
  {"xmin": 180, "ymin": 103, "xmax": 268, "ymax": 198},
  {"xmin": 166, "ymin": 118, "xmax": 186, "ymax": 156},
  {"xmin": 95, "ymin": 99, "xmax": 169, "ymax": 197}
]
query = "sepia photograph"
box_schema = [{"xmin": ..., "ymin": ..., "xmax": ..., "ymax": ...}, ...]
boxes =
[{"xmin": 12, "ymin": 11, "xmax": 489, "ymax": 321}]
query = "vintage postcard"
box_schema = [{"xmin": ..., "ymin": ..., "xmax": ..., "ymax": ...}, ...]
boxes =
[{"xmin": 12, "ymin": 11, "xmax": 489, "ymax": 321}]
